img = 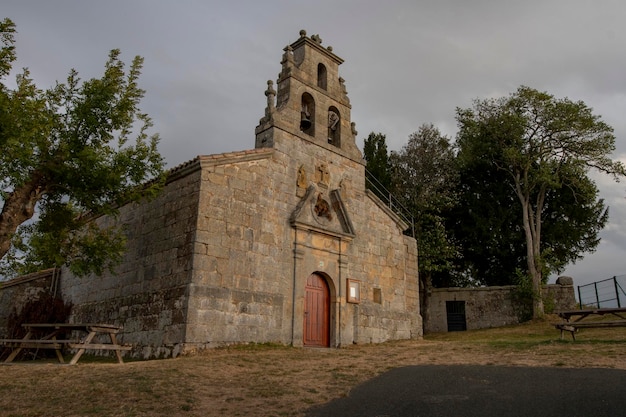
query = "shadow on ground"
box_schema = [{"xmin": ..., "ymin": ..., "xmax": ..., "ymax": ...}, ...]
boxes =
[{"xmin": 306, "ymin": 365, "xmax": 626, "ymax": 417}]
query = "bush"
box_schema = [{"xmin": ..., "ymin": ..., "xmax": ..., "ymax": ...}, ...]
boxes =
[
  {"xmin": 511, "ymin": 270, "xmax": 534, "ymax": 322},
  {"xmin": 1, "ymin": 292, "xmax": 72, "ymax": 360}
]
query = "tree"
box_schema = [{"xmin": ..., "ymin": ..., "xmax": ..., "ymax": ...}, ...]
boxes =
[
  {"xmin": 447, "ymin": 154, "xmax": 525, "ymax": 286},
  {"xmin": 363, "ymin": 132, "xmax": 392, "ymax": 198},
  {"xmin": 0, "ymin": 18, "xmax": 164, "ymax": 277},
  {"xmin": 390, "ymin": 124, "xmax": 459, "ymax": 287},
  {"xmin": 451, "ymin": 147, "xmax": 608, "ymax": 287},
  {"xmin": 455, "ymin": 86, "xmax": 625, "ymax": 318}
]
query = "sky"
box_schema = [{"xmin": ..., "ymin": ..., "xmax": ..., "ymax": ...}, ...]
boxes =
[{"xmin": 4, "ymin": 0, "xmax": 626, "ymax": 289}]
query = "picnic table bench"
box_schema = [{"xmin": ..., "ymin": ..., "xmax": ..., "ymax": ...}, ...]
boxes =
[
  {"xmin": 553, "ymin": 307, "xmax": 626, "ymax": 340},
  {"xmin": 0, "ymin": 323, "xmax": 131, "ymax": 365}
]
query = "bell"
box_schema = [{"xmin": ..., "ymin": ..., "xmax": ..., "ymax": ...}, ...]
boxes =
[{"xmin": 300, "ymin": 111, "xmax": 312, "ymax": 130}]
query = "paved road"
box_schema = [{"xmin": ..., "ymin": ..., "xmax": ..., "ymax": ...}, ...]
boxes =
[{"xmin": 306, "ymin": 365, "xmax": 626, "ymax": 417}]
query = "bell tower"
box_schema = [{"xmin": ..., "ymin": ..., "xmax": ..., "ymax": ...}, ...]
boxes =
[{"xmin": 255, "ymin": 30, "xmax": 362, "ymax": 164}]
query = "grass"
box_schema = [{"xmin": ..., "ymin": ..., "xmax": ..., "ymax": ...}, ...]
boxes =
[{"xmin": 0, "ymin": 316, "xmax": 624, "ymax": 417}]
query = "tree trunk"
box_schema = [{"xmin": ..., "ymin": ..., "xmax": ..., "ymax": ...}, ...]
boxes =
[
  {"xmin": 517, "ymin": 183, "xmax": 545, "ymax": 319},
  {"xmin": 523, "ymin": 217, "xmax": 545, "ymax": 318},
  {"xmin": 531, "ymin": 271, "xmax": 545, "ymax": 318},
  {"xmin": 0, "ymin": 174, "xmax": 46, "ymax": 261}
]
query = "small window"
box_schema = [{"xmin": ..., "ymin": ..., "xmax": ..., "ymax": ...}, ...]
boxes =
[{"xmin": 317, "ymin": 63, "xmax": 327, "ymax": 90}]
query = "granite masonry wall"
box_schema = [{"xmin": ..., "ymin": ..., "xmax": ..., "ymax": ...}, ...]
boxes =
[
  {"xmin": 263, "ymin": 125, "xmax": 422, "ymax": 346},
  {"xmin": 59, "ymin": 164, "xmax": 203, "ymax": 359},
  {"xmin": 423, "ymin": 279, "xmax": 577, "ymax": 333},
  {"xmin": 179, "ymin": 140, "xmax": 421, "ymax": 350},
  {"xmin": 184, "ymin": 148, "xmax": 293, "ymax": 349}
]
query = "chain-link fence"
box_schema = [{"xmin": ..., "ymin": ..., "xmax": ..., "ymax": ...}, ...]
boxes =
[{"xmin": 577, "ymin": 275, "xmax": 626, "ymax": 308}]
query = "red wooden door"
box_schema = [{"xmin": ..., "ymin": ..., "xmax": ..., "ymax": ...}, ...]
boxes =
[{"xmin": 304, "ymin": 273, "xmax": 330, "ymax": 347}]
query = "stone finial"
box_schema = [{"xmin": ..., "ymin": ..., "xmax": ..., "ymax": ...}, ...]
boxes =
[
  {"xmin": 279, "ymin": 45, "xmax": 294, "ymax": 78},
  {"xmin": 311, "ymin": 34, "xmax": 323, "ymax": 44},
  {"xmin": 282, "ymin": 45, "xmax": 294, "ymax": 64},
  {"xmin": 339, "ymin": 77, "xmax": 347, "ymax": 94},
  {"xmin": 556, "ymin": 276, "xmax": 574, "ymax": 286},
  {"xmin": 263, "ymin": 80, "xmax": 276, "ymax": 121},
  {"xmin": 351, "ymin": 122, "xmax": 358, "ymax": 138},
  {"xmin": 265, "ymin": 80, "xmax": 276, "ymax": 100},
  {"xmin": 299, "ymin": 29, "xmax": 307, "ymax": 38}
]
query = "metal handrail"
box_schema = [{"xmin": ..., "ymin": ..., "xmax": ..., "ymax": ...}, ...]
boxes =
[{"xmin": 365, "ymin": 169, "xmax": 415, "ymax": 238}]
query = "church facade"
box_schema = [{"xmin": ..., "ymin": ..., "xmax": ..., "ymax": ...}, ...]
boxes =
[{"xmin": 59, "ymin": 31, "xmax": 422, "ymax": 358}]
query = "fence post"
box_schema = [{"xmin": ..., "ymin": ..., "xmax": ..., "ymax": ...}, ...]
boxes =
[
  {"xmin": 577, "ymin": 286, "xmax": 583, "ymax": 309},
  {"xmin": 614, "ymin": 276, "xmax": 621, "ymax": 308}
]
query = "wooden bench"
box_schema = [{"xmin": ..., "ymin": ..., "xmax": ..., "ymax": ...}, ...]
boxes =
[
  {"xmin": 553, "ymin": 307, "xmax": 626, "ymax": 340},
  {"xmin": 0, "ymin": 323, "xmax": 132, "ymax": 364},
  {"xmin": 554, "ymin": 320, "xmax": 626, "ymax": 340}
]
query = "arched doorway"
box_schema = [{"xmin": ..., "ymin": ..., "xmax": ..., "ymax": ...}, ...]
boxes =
[{"xmin": 303, "ymin": 273, "xmax": 330, "ymax": 347}]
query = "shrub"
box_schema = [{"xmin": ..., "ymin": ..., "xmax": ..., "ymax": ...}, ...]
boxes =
[{"xmin": 1, "ymin": 292, "xmax": 72, "ymax": 360}]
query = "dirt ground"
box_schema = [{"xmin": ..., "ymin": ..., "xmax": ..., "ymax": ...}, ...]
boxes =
[{"xmin": 1, "ymin": 318, "xmax": 625, "ymax": 417}]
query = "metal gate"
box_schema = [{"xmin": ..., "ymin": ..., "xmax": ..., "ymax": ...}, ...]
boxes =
[{"xmin": 446, "ymin": 300, "xmax": 467, "ymax": 332}]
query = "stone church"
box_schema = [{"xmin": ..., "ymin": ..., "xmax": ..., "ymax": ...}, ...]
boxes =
[{"xmin": 54, "ymin": 30, "xmax": 422, "ymax": 358}]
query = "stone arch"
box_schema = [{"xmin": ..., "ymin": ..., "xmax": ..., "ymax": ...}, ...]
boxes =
[
  {"xmin": 317, "ymin": 63, "xmax": 327, "ymax": 90},
  {"xmin": 328, "ymin": 106, "xmax": 341, "ymax": 147},
  {"xmin": 300, "ymin": 93, "xmax": 315, "ymax": 136}
]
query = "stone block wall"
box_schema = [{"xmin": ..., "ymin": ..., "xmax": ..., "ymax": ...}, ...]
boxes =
[
  {"xmin": 60, "ymin": 163, "xmax": 203, "ymax": 358},
  {"xmin": 423, "ymin": 281, "xmax": 577, "ymax": 333},
  {"xmin": 347, "ymin": 196, "xmax": 421, "ymax": 344},
  {"xmin": 269, "ymin": 129, "xmax": 422, "ymax": 345},
  {"xmin": 186, "ymin": 149, "xmax": 294, "ymax": 348},
  {"xmin": 185, "ymin": 132, "xmax": 422, "ymax": 349}
]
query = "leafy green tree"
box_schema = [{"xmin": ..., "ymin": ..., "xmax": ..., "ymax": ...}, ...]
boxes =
[
  {"xmin": 390, "ymin": 124, "xmax": 459, "ymax": 287},
  {"xmin": 541, "ymin": 166, "xmax": 608, "ymax": 274},
  {"xmin": 451, "ymin": 148, "xmax": 608, "ymax": 288},
  {"xmin": 0, "ymin": 18, "xmax": 164, "ymax": 277},
  {"xmin": 363, "ymin": 132, "xmax": 392, "ymax": 198},
  {"xmin": 455, "ymin": 86, "xmax": 625, "ymax": 317},
  {"xmin": 446, "ymin": 155, "xmax": 524, "ymax": 287}
]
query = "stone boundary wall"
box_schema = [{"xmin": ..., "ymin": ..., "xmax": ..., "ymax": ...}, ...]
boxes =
[
  {"xmin": 0, "ymin": 268, "xmax": 58, "ymax": 338},
  {"xmin": 423, "ymin": 279, "xmax": 577, "ymax": 333}
]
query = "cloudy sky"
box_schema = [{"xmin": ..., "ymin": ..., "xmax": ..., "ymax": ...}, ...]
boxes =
[{"xmin": 4, "ymin": 0, "xmax": 626, "ymax": 289}]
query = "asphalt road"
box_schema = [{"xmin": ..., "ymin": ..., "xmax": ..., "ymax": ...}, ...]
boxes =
[{"xmin": 305, "ymin": 365, "xmax": 626, "ymax": 417}]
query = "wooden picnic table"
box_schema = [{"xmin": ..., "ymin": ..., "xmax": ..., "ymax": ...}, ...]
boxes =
[
  {"xmin": 557, "ymin": 307, "xmax": 626, "ymax": 322},
  {"xmin": 554, "ymin": 307, "xmax": 626, "ymax": 340},
  {"xmin": 0, "ymin": 323, "xmax": 131, "ymax": 365}
]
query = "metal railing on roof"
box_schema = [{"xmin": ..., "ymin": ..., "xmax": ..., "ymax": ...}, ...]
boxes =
[{"xmin": 365, "ymin": 169, "xmax": 415, "ymax": 238}]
